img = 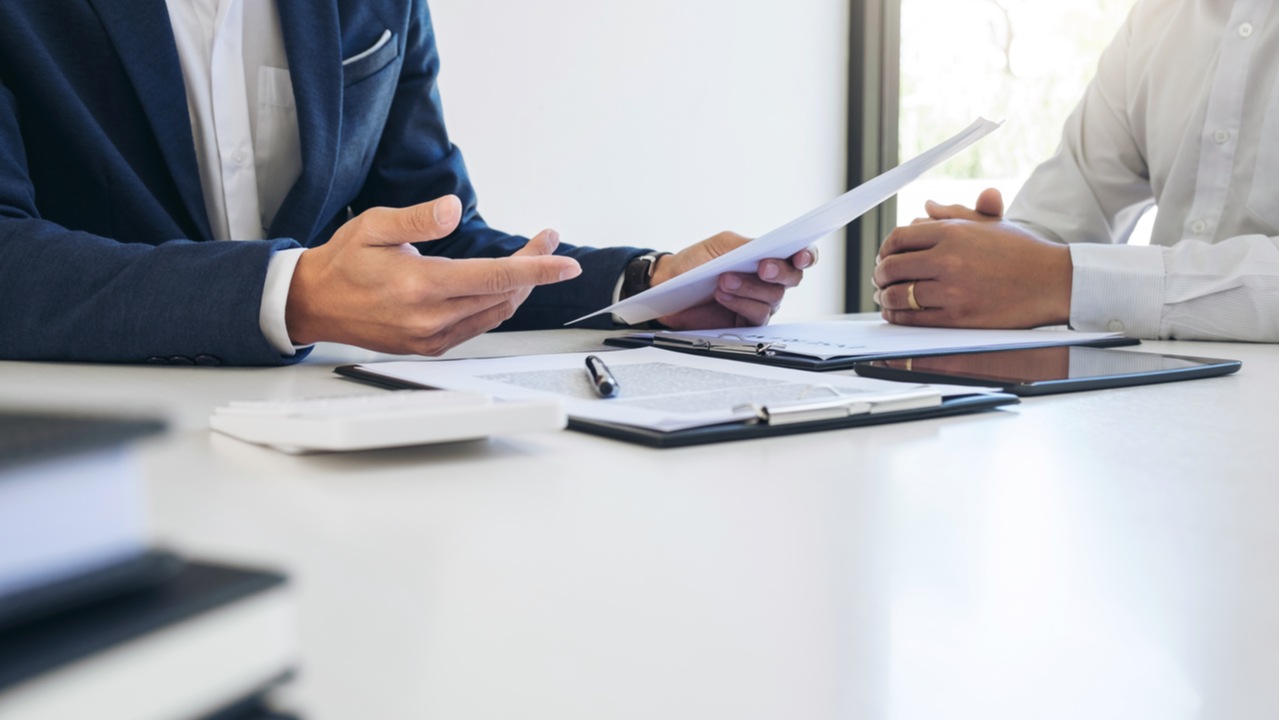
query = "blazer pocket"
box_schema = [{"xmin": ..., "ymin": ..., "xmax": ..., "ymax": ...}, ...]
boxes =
[{"xmin": 342, "ymin": 30, "xmax": 399, "ymax": 87}]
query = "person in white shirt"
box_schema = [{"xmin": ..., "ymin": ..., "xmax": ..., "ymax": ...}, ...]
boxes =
[{"xmin": 873, "ymin": 0, "xmax": 1278, "ymax": 343}]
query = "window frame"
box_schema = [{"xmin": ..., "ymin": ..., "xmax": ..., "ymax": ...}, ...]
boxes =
[{"xmin": 845, "ymin": 0, "xmax": 902, "ymax": 312}]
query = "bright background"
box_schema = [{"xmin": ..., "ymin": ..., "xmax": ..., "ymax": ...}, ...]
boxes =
[
  {"xmin": 428, "ymin": 0, "xmax": 1149, "ymax": 321},
  {"xmin": 897, "ymin": 0, "xmax": 1154, "ymax": 244},
  {"xmin": 429, "ymin": 0, "xmax": 851, "ymax": 321}
]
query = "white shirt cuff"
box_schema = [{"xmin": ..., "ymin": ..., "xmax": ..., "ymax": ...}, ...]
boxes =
[
  {"xmin": 1068, "ymin": 243, "xmax": 1165, "ymax": 337},
  {"xmin": 259, "ymin": 247, "xmax": 312, "ymax": 357},
  {"xmin": 609, "ymin": 269, "xmax": 627, "ymax": 325}
]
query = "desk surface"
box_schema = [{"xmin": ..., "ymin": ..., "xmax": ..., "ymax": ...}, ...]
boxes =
[{"xmin": 1, "ymin": 318, "xmax": 1275, "ymax": 720}]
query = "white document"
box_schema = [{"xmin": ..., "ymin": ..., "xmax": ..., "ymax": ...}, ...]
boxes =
[
  {"xmin": 650, "ymin": 321, "xmax": 1122, "ymax": 361},
  {"xmin": 570, "ymin": 117, "xmax": 1002, "ymax": 325},
  {"xmin": 354, "ymin": 348, "xmax": 955, "ymax": 433}
]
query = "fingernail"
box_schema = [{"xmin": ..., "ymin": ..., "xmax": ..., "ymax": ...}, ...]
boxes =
[
  {"xmin": 560, "ymin": 263, "xmax": 581, "ymax": 281},
  {"xmin": 875, "ymin": 255, "xmax": 883, "ymax": 266},
  {"xmin": 874, "ymin": 290, "xmax": 881, "ymax": 305},
  {"xmin": 761, "ymin": 262, "xmax": 779, "ymax": 280},
  {"xmin": 723, "ymin": 274, "xmax": 742, "ymax": 290},
  {"xmin": 434, "ymin": 195, "xmax": 460, "ymax": 225},
  {"xmin": 715, "ymin": 289, "xmax": 733, "ymax": 303},
  {"xmin": 799, "ymin": 251, "xmax": 813, "ymax": 269},
  {"xmin": 546, "ymin": 230, "xmax": 560, "ymax": 246}
]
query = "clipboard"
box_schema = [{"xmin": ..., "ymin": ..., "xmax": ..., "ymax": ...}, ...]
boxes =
[
  {"xmin": 334, "ymin": 365, "xmax": 1020, "ymax": 449},
  {"xmin": 603, "ymin": 334, "xmax": 1141, "ymax": 372}
]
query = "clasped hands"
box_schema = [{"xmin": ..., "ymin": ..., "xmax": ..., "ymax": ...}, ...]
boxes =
[
  {"xmin": 285, "ymin": 195, "xmax": 816, "ymax": 355},
  {"xmin": 873, "ymin": 188, "xmax": 1073, "ymax": 329}
]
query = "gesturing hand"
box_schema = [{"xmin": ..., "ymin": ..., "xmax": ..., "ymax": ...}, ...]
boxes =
[
  {"xmin": 285, "ymin": 196, "xmax": 581, "ymax": 355},
  {"xmin": 873, "ymin": 188, "xmax": 1073, "ymax": 329},
  {"xmin": 652, "ymin": 232, "xmax": 818, "ymax": 329}
]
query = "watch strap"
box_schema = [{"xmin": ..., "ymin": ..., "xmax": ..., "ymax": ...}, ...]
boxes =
[{"xmin": 620, "ymin": 252, "xmax": 672, "ymax": 300}]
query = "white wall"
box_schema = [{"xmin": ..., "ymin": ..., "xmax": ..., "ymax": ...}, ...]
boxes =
[{"xmin": 429, "ymin": 0, "xmax": 850, "ymax": 321}]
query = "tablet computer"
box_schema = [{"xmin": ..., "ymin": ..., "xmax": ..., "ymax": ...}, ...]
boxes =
[{"xmin": 851, "ymin": 345, "xmax": 1241, "ymax": 396}]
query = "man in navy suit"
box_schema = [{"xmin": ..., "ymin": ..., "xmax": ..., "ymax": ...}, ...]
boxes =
[{"xmin": 0, "ymin": 1, "xmax": 815, "ymax": 366}]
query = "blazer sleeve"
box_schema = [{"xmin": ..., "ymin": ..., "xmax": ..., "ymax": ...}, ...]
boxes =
[
  {"xmin": 349, "ymin": 1, "xmax": 644, "ymax": 330},
  {"xmin": 0, "ymin": 81, "xmax": 307, "ymax": 366}
]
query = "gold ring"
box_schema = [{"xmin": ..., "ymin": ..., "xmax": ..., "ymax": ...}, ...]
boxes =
[{"xmin": 907, "ymin": 281, "xmax": 924, "ymax": 311}]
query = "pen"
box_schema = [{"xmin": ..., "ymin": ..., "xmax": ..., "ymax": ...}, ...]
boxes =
[{"xmin": 585, "ymin": 355, "xmax": 620, "ymax": 398}]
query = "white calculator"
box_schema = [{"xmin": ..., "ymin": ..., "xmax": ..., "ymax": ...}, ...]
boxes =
[{"xmin": 211, "ymin": 391, "xmax": 565, "ymax": 453}]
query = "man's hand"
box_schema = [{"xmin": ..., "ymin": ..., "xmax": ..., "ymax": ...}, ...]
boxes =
[
  {"xmin": 649, "ymin": 232, "xmax": 818, "ymax": 329},
  {"xmin": 285, "ymin": 196, "xmax": 581, "ymax": 355},
  {"xmin": 873, "ymin": 188, "xmax": 1073, "ymax": 329}
]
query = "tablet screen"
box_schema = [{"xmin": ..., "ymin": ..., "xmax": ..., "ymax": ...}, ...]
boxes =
[{"xmin": 865, "ymin": 346, "xmax": 1215, "ymax": 385}]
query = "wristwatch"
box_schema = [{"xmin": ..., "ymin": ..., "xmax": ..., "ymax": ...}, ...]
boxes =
[{"xmin": 621, "ymin": 252, "xmax": 672, "ymax": 300}]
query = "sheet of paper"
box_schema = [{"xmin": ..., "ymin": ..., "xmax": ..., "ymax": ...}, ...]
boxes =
[
  {"xmin": 653, "ymin": 321, "xmax": 1122, "ymax": 360},
  {"xmin": 356, "ymin": 347, "xmax": 961, "ymax": 433},
  {"xmin": 569, "ymin": 117, "xmax": 1002, "ymax": 325}
]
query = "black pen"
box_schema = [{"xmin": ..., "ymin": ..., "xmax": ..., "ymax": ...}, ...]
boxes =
[{"xmin": 585, "ymin": 355, "xmax": 620, "ymax": 398}]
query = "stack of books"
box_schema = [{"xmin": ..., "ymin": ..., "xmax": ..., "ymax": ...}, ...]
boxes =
[{"xmin": 0, "ymin": 413, "xmax": 300, "ymax": 720}]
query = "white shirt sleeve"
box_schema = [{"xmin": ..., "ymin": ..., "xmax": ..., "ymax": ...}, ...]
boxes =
[
  {"xmin": 1008, "ymin": 2, "xmax": 1279, "ymax": 342},
  {"xmin": 258, "ymin": 247, "xmax": 313, "ymax": 356},
  {"xmin": 1069, "ymin": 236, "xmax": 1280, "ymax": 341}
]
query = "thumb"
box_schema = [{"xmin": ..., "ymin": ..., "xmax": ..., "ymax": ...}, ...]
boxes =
[
  {"xmin": 975, "ymin": 187, "xmax": 1004, "ymax": 218},
  {"xmin": 359, "ymin": 195, "xmax": 463, "ymax": 247}
]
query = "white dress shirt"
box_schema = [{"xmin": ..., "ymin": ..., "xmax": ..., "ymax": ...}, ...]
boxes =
[
  {"xmin": 1007, "ymin": 0, "xmax": 1278, "ymax": 342},
  {"xmin": 164, "ymin": 0, "xmax": 306, "ymax": 355}
]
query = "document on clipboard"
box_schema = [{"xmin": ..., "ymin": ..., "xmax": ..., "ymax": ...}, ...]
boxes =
[
  {"xmin": 569, "ymin": 117, "xmax": 1002, "ymax": 326},
  {"xmin": 338, "ymin": 348, "xmax": 954, "ymax": 434}
]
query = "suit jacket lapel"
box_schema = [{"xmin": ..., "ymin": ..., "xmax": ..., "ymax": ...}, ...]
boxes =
[
  {"xmin": 271, "ymin": 0, "xmax": 343, "ymax": 245},
  {"xmin": 88, "ymin": 0, "xmax": 214, "ymax": 242}
]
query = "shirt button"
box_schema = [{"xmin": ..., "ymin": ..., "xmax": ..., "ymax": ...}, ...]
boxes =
[
  {"xmin": 1213, "ymin": 129, "xmax": 1230, "ymax": 144},
  {"xmin": 168, "ymin": 355, "xmax": 196, "ymax": 365},
  {"xmin": 1107, "ymin": 319, "xmax": 1126, "ymax": 333},
  {"xmin": 194, "ymin": 354, "xmax": 223, "ymax": 367},
  {"xmin": 1239, "ymin": 22, "xmax": 1254, "ymax": 38},
  {"xmin": 232, "ymin": 152, "xmax": 246, "ymax": 167},
  {"xmin": 1191, "ymin": 220, "xmax": 1208, "ymax": 234}
]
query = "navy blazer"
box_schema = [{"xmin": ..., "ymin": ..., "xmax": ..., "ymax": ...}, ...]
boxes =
[{"xmin": 0, "ymin": 0, "xmax": 644, "ymax": 365}]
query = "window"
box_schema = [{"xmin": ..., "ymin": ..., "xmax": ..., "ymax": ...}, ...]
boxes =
[
  {"xmin": 896, "ymin": 0, "xmax": 1154, "ymax": 240},
  {"xmin": 846, "ymin": 0, "xmax": 1155, "ymax": 311}
]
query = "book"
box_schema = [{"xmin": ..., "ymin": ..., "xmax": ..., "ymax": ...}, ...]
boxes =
[
  {"xmin": 0, "ymin": 413, "xmax": 168, "ymax": 629},
  {"xmin": 0, "ymin": 561, "xmax": 297, "ymax": 720}
]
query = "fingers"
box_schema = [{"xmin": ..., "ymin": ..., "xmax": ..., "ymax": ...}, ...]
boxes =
[
  {"xmin": 975, "ymin": 188, "xmax": 1004, "ymax": 218},
  {"xmin": 924, "ymin": 200, "xmax": 989, "ymax": 223},
  {"xmin": 435, "ymin": 255, "xmax": 582, "ymax": 296},
  {"xmin": 872, "ymin": 244, "xmax": 944, "ymax": 289},
  {"xmin": 359, "ymin": 196, "xmax": 463, "ymax": 247},
  {"xmin": 720, "ymin": 271, "xmax": 786, "ymax": 307},
  {"xmin": 921, "ymin": 187, "xmax": 1004, "ymax": 223},
  {"xmin": 875, "ymin": 279, "xmax": 942, "ymax": 311},
  {"xmin": 415, "ymin": 295, "xmax": 521, "ymax": 357},
  {"xmin": 878, "ymin": 223, "xmax": 946, "ymax": 262},
  {"xmin": 791, "ymin": 245, "xmax": 819, "ymax": 270},
  {"xmin": 881, "ymin": 307, "xmax": 955, "ymax": 327},
  {"xmin": 756, "ymin": 257, "xmax": 803, "ymax": 288},
  {"xmin": 512, "ymin": 229, "xmax": 560, "ymax": 258},
  {"xmin": 713, "ymin": 289, "xmax": 774, "ymax": 327}
]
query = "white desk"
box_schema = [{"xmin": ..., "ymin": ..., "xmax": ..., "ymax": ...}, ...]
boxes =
[{"xmin": 1, "ymin": 318, "xmax": 1275, "ymax": 720}]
